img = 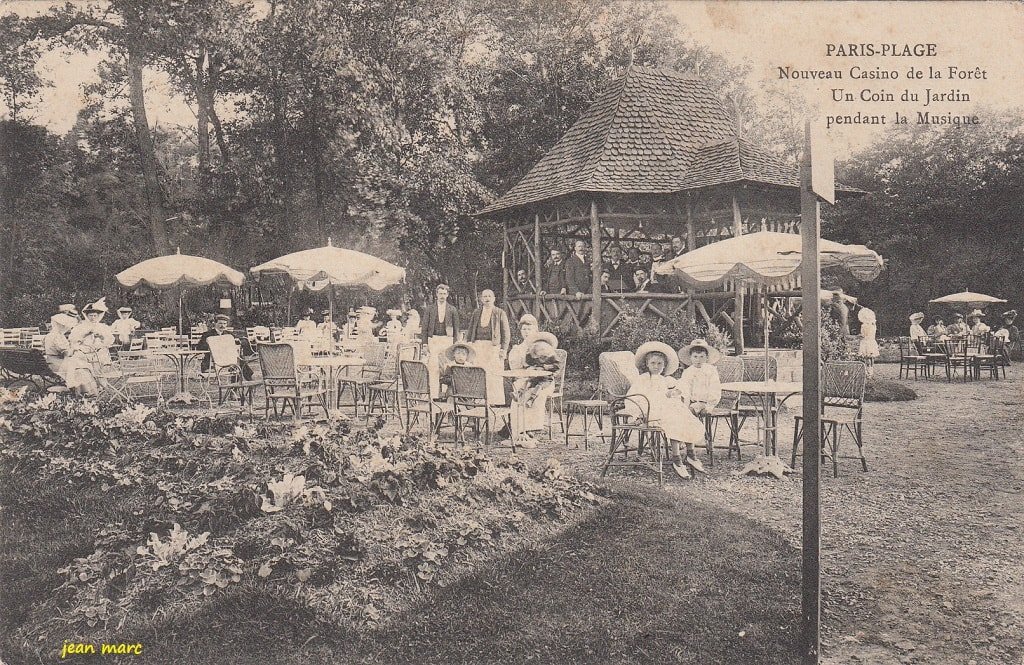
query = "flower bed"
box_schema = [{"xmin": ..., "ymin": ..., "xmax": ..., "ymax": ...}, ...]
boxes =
[{"xmin": 0, "ymin": 388, "xmax": 606, "ymax": 661}]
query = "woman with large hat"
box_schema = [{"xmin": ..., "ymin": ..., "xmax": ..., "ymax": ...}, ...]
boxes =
[
  {"xmin": 64, "ymin": 298, "xmax": 115, "ymax": 395},
  {"xmin": 968, "ymin": 309, "xmax": 990, "ymax": 336},
  {"xmin": 909, "ymin": 312, "xmax": 927, "ymax": 341},
  {"xmin": 43, "ymin": 312, "xmax": 77, "ymax": 378},
  {"xmin": 505, "ymin": 324, "xmax": 562, "ymax": 448},
  {"xmin": 622, "ymin": 340, "xmax": 706, "ymax": 479}
]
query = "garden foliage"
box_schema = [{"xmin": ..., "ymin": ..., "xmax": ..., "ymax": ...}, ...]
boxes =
[{"xmin": 0, "ymin": 388, "xmax": 606, "ymax": 660}]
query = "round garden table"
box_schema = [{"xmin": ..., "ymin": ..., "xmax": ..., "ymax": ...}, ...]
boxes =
[
  {"xmin": 153, "ymin": 349, "xmax": 208, "ymax": 404},
  {"xmin": 720, "ymin": 380, "xmax": 802, "ymax": 456},
  {"xmin": 304, "ymin": 354, "xmax": 365, "ymax": 409}
]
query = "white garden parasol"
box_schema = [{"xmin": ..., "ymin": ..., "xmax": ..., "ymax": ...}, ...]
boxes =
[
  {"xmin": 250, "ymin": 238, "xmax": 405, "ymax": 322},
  {"xmin": 655, "ymin": 230, "xmax": 883, "ymax": 367},
  {"xmin": 928, "ymin": 290, "xmax": 1006, "ymax": 311},
  {"xmin": 115, "ymin": 248, "xmax": 245, "ymax": 333}
]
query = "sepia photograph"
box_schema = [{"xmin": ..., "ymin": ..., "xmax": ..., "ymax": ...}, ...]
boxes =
[{"xmin": 1, "ymin": 1, "xmax": 1021, "ymax": 663}]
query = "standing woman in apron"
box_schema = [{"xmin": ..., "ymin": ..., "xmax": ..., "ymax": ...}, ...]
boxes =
[
  {"xmin": 466, "ymin": 289, "xmax": 511, "ymax": 404},
  {"xmin": 421, "ymin": 284, "xmax": 460, "ymax": 398}
]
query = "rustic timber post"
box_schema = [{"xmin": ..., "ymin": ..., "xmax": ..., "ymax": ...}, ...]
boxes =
[
  {"xmin": 533, "ymin": 213, "xmax": 542, "ymax": 320},
  {"xmin": 732, "ymin": 195, "xmax": 745, "ymax": 354},
  {"xmin": 685, "ymin": 195, "xmax": 697, "ymax": 320},
  {"xmin": 501, "ymin": 221, "xmax": 509, "ymax": 310},
  {"xmin": 589, "ymin": 200, "xmax": 602, "ymax": 334}
]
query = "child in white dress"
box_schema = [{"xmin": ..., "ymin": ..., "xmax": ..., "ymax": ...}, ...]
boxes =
[
  {"xmin": 857, "ymin": 307, "xmax": 880, "ymax": 377},
  {"xmin": 624, "ymin": 341, "xmax": 706, "ymax": 479}
]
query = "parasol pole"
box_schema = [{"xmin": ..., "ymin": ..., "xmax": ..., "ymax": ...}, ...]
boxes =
[{"xmin": 178, "ymin": 286, "xmax": 184, "ymax": 335}]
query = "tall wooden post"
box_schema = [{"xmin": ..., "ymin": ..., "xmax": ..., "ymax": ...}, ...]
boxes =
[
  {"xmin": 732, "ymin": 195, "xmax": 745, "ymax": 354},
  {"xmin": 501, "ymin": 222, "xmax": 509, "ymax": 310},
  {"xmin": 685, "ymin": 195, "xmax": 696, "ymax": 320},
  {"xmin": 533, "ymin": 213, "xmax": 542, "ymax": 320},
  {"xmin": 589, "ymin": 200, "xmax": 602, "ymax": 334},
  {"xmin": 800, "ymin": 121, "xmax": 822, "ymax": 665}
]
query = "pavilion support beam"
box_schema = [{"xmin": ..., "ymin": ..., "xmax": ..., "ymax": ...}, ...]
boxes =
[
  {"xmin": 501, "ymin": 221, "xmax": 509, "ymax": 309},
  {"xmin": 732, "ymin": 195, "xmax": 745, "ymax": 355},
  {"xmin": 685, "ymin": 195, "xmax": 696, "ymax": 320},
  {"xmin": 589, "ymin": 200, "xmax": 602, "ymax": 334},
  {"xmin": 533, "ymin": 213, "xmax": 542, "ymax": 320}
]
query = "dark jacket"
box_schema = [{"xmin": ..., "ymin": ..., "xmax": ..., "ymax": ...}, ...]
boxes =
[
  {"xmin": 422, "ymin": 302, "xmax": 460, "ymax": 339},
  {"xmin": 563, "ymin": 254, "xmax": 591, "ymax": 294},
  {"xmin": 544, "ymin": 260, "xmax": 567, "ymax": 294},
  {"xmin": 603, "ymin": 260, "xmax": 634, "ymax": 292},
  {"xmin": 466, "ymin": 307, "xmax": 512, "ymax": 353}
]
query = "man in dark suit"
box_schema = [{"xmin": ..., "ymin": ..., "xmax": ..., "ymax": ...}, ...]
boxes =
[
  {"xmin": 421, "ymin": 284, "xmax": 460, "ymax": 397},
  {"xmin": 196, "ymin": 314, "xmax": 254, "ymax": 380},
  {"xmin": 563, "ymin": 239, "xmax": 592, "ymax": 296},
  {"xmin": 542, "ymin": 248, "xmax": 567, "ymax": 295},
  {"xmin": 603, "ymin": 245, "xmax": 634, "ymax": 292}
]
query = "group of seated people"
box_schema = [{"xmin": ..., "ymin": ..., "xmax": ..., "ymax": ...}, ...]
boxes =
[
  {"xmin": 293, "ymin": 305, "xmax": 422, "ymax": 347},
  {"xmin": 42, "ymin": 298, "xmax": 128, "ymax": 396},
  {"xmin": 910, "ymin": 309, "xmax": 1019, "ymax": 345}
]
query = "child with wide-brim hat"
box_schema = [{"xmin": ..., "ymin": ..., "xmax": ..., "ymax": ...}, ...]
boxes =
[
  {"xmin": 625, "ymin": 340, "xmax": 706, "ymax": 479},
  {"xmin": 438, "ymin": 342, "xmax": 477, "ymax": 399}
]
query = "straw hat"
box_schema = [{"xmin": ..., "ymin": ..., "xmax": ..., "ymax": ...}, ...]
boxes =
[
  {"xmin": 117, "ymin": 306, "xmax": 133, "ymax": 315},
  {"xmin": 214, "ymin": 313, "xmax": 230, "ymax": 323},
  {"xmin": 50, "ymin": 313, "xmax": 77, "ymax": 329},
  {"xmin": 443, "ymin": 341, "xmax": 476, "ymax": 363},
  {"xmin": 968, "ymin": 309, "xmax": 984, "ymax": 320},
  {"xmin": 321, "ymin": 309, "xmax": 331, "ymax": 317},
  {"xmin": 83, "ymin": 297, "xmax": 108, "ymax": 314},
  {"xmin": 58, "ymin": 303, "xmax": 79, "ymax": 317},
  {"xmin": 386, "ymin": 308, "xmax": 402, "ymax": 317},
  {"xmin": 1002, "ymin": 309, "xmax": 1018, "ymax": 321},
  {"xmin": 677, "ymin": 339, "xmax": 721, "ymax": 366},
  {"xmin": 524, "ymin": 331, "xmax": 558, "ymax": 350},
  {"xmin": 952, "ymin": 312, "xmax": 964, "ymax": 321},
  {"xmin": 909, "ymin": 312, "xmax": 925, "ymax": 323},
  {"xmin": 857, "ymin": 307, "xmax": 876, "ymax": 324},
  {"xmin": 635, "ymin": 340, "xmax": 679, "ymax": 375}
]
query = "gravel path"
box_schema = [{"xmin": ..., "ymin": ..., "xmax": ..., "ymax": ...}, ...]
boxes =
[{"xmin": 511, "ymin": 362, "xmax": 1023, "ymax": 664}]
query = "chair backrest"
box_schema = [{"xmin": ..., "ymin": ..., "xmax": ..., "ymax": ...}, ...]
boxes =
[
  {"xmin": 940, "ymin": 338, "xmax": 967, "ymax": 359},
  {"xmin": 207, "ymin": 334, "xmax": 240, "ymax": 369},
  {"xmin": 598, "ymin": 351, "xmax": 639, "ymax": 398},
  {"xmin": 129, "ymin": 336, "xmax": 145, "ymax": 351},
  {"xmin": 741, "ymin": 356, "xmax": 778, "ymax": 382},
  {"xmin": 450, "ymin": 365, "xmax": 489, "ymax": 406},
  {"xmin": 400, "ymin": 359, "xmax": 430, "ymax": 395},
  {"xmin": 822, "ymin": 360, "xmax": 867, "ymax": 409},
  {"xmin": 31, "ymin": 334, "xmax": 45, "ymax": 351},
  {"xmin": 258, "ymin": 343, "xmax": 296, "ymax": 384},
  {"xmin": 1, "ymin": 329, "xmax": 20, "ymax": 347},
  {"xmin": 360, "ymin": 341, "xmax": 389, "ymax": 377},
  {"xmin": 716, "ymin": 356, "xmax": 743, "ymax": 409},
  {"xmin": 550, "ymin": 348, "xmax": 568, "ymax": 396},
  {"xmin": 145, "ymin": 332, "xmax": 166, "ymax": 349}
]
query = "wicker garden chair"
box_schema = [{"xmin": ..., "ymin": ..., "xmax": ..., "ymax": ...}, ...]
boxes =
[
  {"xmin": 563, "ymin": 351, "xmax": 638, "ymax": 450},
  {"xmin": 601, "ymin": 393, "xmax": 671, "ymax": 487},
  {"xmin": 257, "ymin": 343, "xmax": 328, "ymax": 421},
  {"xmin": 449, "ymin": 365, "xmax": 512, "ymax": 449},
  {"xmin": 792, "ymin": 360, "xmax": 868, "ymax": 478},
  {"xmin": 544, "ymin": 348, "xmax": 569, "ymax": 437},
  {"xmin": 337, "ymin": 341, "xmax": 388, "ymax": 416},
  {"xmin": 939, "ymin": 339, "xmax": 972, "ymax": 382},
  {"xmin": 366, "ymin": 343, "xmax": 419, "ymax": 421},
  {"xmin": 199, "ymin": 335, "xmax": 262, "ymax": 414},
  {"xmin": 700, "ymin": 355, "xmax": 743, "ymax": 466},
  {"xmin": 897, "ymin": 336, "xmax": 925, "ymax": 380},
  {"xmin": 399, "ymin": 359, "xmax": 454, "ymax": 441}
]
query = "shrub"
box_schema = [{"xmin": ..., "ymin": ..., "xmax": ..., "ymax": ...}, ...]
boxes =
[
  {"xmin": 608, "ymin": 304, "xmax": 732, "ymax": 356},
  {"xmin": 864, "ymin": 378, "xmax": 918, "ymax": 402}
]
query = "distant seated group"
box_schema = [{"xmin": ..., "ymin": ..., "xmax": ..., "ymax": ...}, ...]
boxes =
[
  {"xmin": 516, "ymin": 236, "xmax": 689, "ymax": 297},
  {"xmin": 43, "ymin": 298, "xmax": 127, "ymax": 396},
  {"xmin": 909, "ymin": 308, "xmax": 1018, "ymax": 343}
]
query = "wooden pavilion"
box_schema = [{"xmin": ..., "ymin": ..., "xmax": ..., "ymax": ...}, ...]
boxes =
[{"xmin": 477, "ymin": 67, "xmax": 860, "ymax": 352}]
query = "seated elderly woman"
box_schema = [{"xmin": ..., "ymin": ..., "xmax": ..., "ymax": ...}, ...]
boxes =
[{"xmin": 502, "ymin": 315, "xmax": 562, "ymax": 448}]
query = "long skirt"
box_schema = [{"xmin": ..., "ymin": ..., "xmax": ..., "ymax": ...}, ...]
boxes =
[
  {"xmin": 471, "ymin": 341, "xmax": 506, "ymax": 405},
  {"xmin": 510, "ymin": 378, "xmax": 554, "ymax": 435},
  {"xmin": 62, "ymin": 350, "xmax": 109, "ymax": 392},
  {"xmin": 427, "ymin": 335, "xmax": 453, "ymax": 398}
]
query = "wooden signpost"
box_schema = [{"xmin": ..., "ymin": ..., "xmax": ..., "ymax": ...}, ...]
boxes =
[{"xmin": 801, "ymin": 120, "xmax": 832, "ymax": 664}]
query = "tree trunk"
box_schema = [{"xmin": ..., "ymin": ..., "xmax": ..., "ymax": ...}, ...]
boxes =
[
  {"xmin": 195, "ymin": 50, "xmax": 210, "ymax": 175},
  {"xmin": 206, "ymin": 57, "xmax": 231, "ymax": 165},
  {"xmin": 127, "ymin": 48, "xmax": 171, "ymax": 254}
]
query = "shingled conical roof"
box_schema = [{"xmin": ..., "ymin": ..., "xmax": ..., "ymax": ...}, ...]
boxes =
[{"xmin": 479, "ymin": 67, "xmax": 830, "ymax": 216}]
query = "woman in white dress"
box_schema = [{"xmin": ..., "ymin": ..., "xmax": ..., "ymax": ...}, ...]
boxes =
[
  {"xmin": 505, "ymin": 315, "xmax": 558, "ymax": 446},
  {"xmin": 857, "ymin": 306, "xmax": 880, "ymax": 376},
  {"xmin": 43, "ymin": 313, "xmax": 76, "ymax": 378},
  {"xmin": 623, "ymin": 341, "xmax": 706, "ymax": 479},
  {"xmin": 63, "ymin": 298, "xmax": 115, "ymax": 396}
]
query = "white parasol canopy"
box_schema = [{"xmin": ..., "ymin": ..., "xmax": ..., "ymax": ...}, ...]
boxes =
[
  {"xmin": 250, "ymin": 238, "xmax": 405, "ymax": 291},
  {"xmin": 115, "ymin": 248, "xmax": 245, "ymax": 289},
  {"xmin": 654, "ymin": 231, "xmax": 883, "ymax": 288},
  {"xmin": 115, "ymin": 248, "xmax": 245, "ymax": 333},
  {"xmin": 928, "ymin": 290, "xmax": 1007, "ymax": 309}
]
